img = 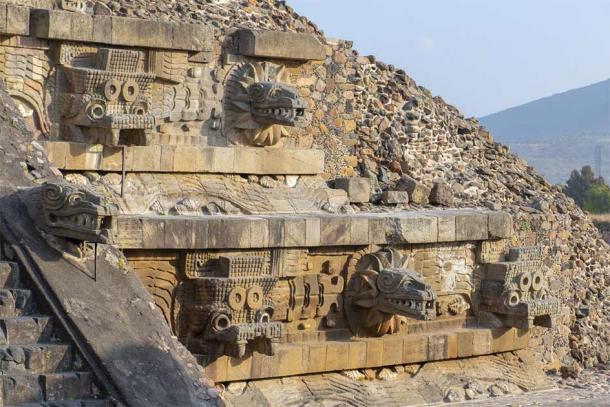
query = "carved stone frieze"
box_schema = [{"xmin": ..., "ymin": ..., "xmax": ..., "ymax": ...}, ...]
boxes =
[
  {"xmin": 479, "ymin": 246, "xmax": 560, "ymax": 329},
  {"xmin": 344, "ymin": 248, "xmax": 437, "ymax": 337},
  {"xmin": 224, "ymin": 61, "xmax": 307, "ymax": 146}
]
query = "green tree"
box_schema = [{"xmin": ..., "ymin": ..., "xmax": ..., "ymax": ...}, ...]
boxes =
[
  {"xmin": 563, "ymin": 165, "xmax": 610, "ymax": 213},
  {"xmin": 563, "ymin": 165, "xmax": 606, "ymax": 208}
]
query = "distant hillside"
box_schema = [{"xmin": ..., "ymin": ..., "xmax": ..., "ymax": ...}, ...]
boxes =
[
  {"xmin": 480, "ymin": 79, "xmax": 610, "ymax": 142},
  {"xmin": 479, "ymin": 80, "xmax": 610, "ymax": 183}
]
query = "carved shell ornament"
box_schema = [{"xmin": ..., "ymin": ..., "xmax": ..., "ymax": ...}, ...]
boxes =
[{"xmin": 223, "ymin": 61, "xmax": 307, "ymax": 146}]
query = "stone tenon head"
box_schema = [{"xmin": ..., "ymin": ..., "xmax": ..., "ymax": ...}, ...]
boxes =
[{"xmin": 24, "ymin": 182, "xmax": 117, "ymax": 244}]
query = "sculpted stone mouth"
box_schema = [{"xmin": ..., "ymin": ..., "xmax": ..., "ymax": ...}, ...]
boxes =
[
  {"xmin": 48, "ymin": 212, "xmax": 112, "ymax": 232},
  {"xmin": 386, "ymin": 298, "xmax": 435, "ymax": 311},
  {"xmin": 252, "ymin": 106, "xmax": 305, "ymax": 124}
]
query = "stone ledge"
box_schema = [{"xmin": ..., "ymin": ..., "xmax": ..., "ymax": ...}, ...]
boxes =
[
  {"xmin": 0, "ymin": 4, "xmax": 30, "ymax": 36},
  {"xmin": 30, "ymin": 9, "xmax": 211, "ymax": 51},
  {"xmin": 44, "ymin": 141, "xmax": 325, "ymax": 175},
  {"xmin": 236, "ymin": 29, "xmax": 326, "ymax": 61},
  {"xmin": 114, "ymin": 209, "xmax": 513, "ymax": 249},
  {"xmin": 202, "ymin": 327, "xmax": 528, "ymax": 382}
]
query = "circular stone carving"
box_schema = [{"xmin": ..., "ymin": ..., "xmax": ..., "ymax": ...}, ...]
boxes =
[
  {"xmin": 103, "ymin": 79, "xmax": 121, "ymax": 101},
  {"xmin": 534, "ymin": 289, "xmax": 548, "ymax": 300},
  {"xmin": 228, "ymin": 286, "xmax": 246, "ymax": 311},
  {"xmin": 518, "ymin": 272, "xmax": 532, "ymax": 291},
  {"xmin": 87, "ymin": 100, "xmax": 106, "ymax": 120},
  {"xmin": 531, "ymin": 271, "xmax": 544, "ymax": 291},
  {"xmin": 506, "ymin": 290, "xmax": 520, "ymax": 307},
  {"xmin": 246, "ymin": 286, "xmax": 263, "ymax": 310},
  {"xmin": 211, "ymin": 313, "xmax": 231, "ymax": 332},
  {"xmin": 255, "ymin": 308, "xmax": 272, "ymax": 323},
  {"xmin": 122, "ymin": 80, "xmax": 139, "ymax": 102}
]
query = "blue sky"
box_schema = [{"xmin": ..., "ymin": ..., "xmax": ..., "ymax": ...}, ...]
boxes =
[{"xmin": 289, "ymin": 0, "xmax": 610, "ymax": 117}]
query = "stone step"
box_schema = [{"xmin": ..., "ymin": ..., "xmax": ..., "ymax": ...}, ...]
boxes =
[
  {"xmin": 0, "ymin": 289, "xmax": 37, "ymax": 317},
  {"xmin": 1, "ymin": 372, "xmax": 94, "ymax": 405},
  {"xmin": 43, "ymin": 372, "xmax": 94, "ymax": 402},
  {"xmin": 0, "ymin": 262, "xmax": 20, "ymax": 289},
  {"xmin": 1, "ymin": 344, "xmax": 73, "ymax": 374},
  {"xmin": 0, "ymin": 317, "xmax": 54, "ymax": 346}
]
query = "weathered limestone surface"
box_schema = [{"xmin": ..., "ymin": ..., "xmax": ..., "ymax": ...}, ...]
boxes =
[
  {"xmin": 45, "ymin": 142, "xmax": 325, "ymax": 175},
  {"xmin": 29, "ymin": 9, "xmax": 212, "ymax": 51},
  {"xmin": 115, "ymin": 209, "xmax": 513, "ymax": 249},
  {"xmin": 235, "ymin": 29, "xmax": 326, "ymax": 60},
  {"xmin": 0, "ymin": 3, "xmax": 30, "ymax": 36}
]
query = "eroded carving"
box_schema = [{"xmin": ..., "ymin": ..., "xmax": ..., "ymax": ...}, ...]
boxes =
[
  {"xmin": 345, "ymin": 248, "xmax": 437, "ymax": 336},
  {"xmin": 22, "ymin": 182, "xmax": 116, "ymax": 243},
  {"xmin": 182, "ymin": 254, "xmax": 281, "ymax": 358},
  {"xmin": 479, "ymin": 246, "xmax": 560, "ymax": 329},
  {"xmin": 224, "ymin": 61, "xmax": 307, "ymax": 146}
]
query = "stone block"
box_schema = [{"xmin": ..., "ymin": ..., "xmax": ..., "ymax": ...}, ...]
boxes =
[
  {"xmin": 305, "ymin": 216, "xmax": 321, "ymax": 247},
  {"xmin": 236, "ymin": 29, "xmax": 326, "ymax": 61},
  {"xmin": 142, "ymin": 218, "xmax": 165, "ymax": 249},
  {"xmin": 320, "ymin": 216, "xmax": 350, "ymax": 246},
  {"xmin": 428, "ymin": 334, "xmax": 447, "ymax": 360},
  {"xmin": 226, "ymin": 356, "xmax": 252, "ymax": 382},
  {"xmin": 472, "ymin": 329, "xmax": 492, "ymax": 355},
  {"xmin": 386, "ymin": 215, "xmax": 438, "ymax": 244},
  {"xmin": 100, "ymin": 146, "xmax": 124, "ymax": 172},
  {"xmin": 283, "ymin": 218, "xmax": 306, "ymax": 247},
  {"xmin": 164, "ymin": 219, "xmax": 191, "ymax": 248},
  {"xmin": 457, "ymin": 330, "xmax": 475, "ymax": 358},
  {"xmin": 396, "ymin": 175, "xmax": 431, "ymax": 204},
  {"xmin": 366, "ymin": 338, "xmax": 384, "ymax": 367},
  {"xmin": 115, "ymin": 217, "xmax": 142, "ymax": 247},
  {"xmin": 437, "ymin": 214, "xmax": 456, "ymax": 241},
  {"xmin": 488, "ymin": 211, "xmax": 513, "ymax": 238},
  {"xmin": 248, "ymin": 218, "xmax": 268, "ymax": 248},
  {"xmin": 5, "ymin": 4, "xmax": 29, "ymax": 36},
  {"xmin": 491, "ymin": 328, "xmax": 515, "ymax": 353},
  {"xmin": 171, "ymin": 23, "xmax": 212, "ymax": 52},
  {"xmin": 368, "ymin": 217, "xmax": 387, "ymax": 244},
  {"xmin": 111, "ymin": 17, "xmax": 173, "ymax": 49},
  {"xmin": 347, "ymin": 340, "xmax": 367, "ymax": 370},
  {"xmin": 205, "ymin": 356, "xmax": 228, "ymax": 382},
  {"xmin": 44, "ymin": 141, "xmax": 68, "ymax": 169},
  {"xmin": 267, "ymin": 218, "xmax": 285, "ymax": 247},
  {"xmin": 380, "ymin": 191, "xmax": 409, "ymax": 205},
  {"xmin": 69, "ymin": 11, "xmax": 93, "ymax": 42},
  {"xmin": 132, "ymin": 146, "xmax": 161, "ymax": 172},
  {"xmin": 382, "ymin": 336, "xmax": 403, "ymax": 366},
  {"xmin": 193, "ymin": 219, "xmax": 209, "ymax": 248},
  {"xmin": 325, "ymin": 342, "xmax": 348, "ymax": 372},
  {"xmin": 173, "ymin": 146, "xmax": 201, "ymax": 172},
  {"xmin": 31, "ymin": 9, "xmax": 71, "ymax": 39},
  {"xmin": 403, "ymin": 335, "xmax": 428, "ymax": 364},
  {"xmin": 334, "ymin": 177, "xmax": 371, "ymax": 203},
  {"xmin": 349, "ymin": 217, "xmax": 369, "ymax": 245},
  {"xmin": 446, "ymin": 332, "xmax": 458, "ymax": 358},
  {"xmin": 305, "ymin": 343, "xmax": 327, "ymax": 374},
  {"xmin": 429, "ymin": 181, "xmax": 454, "ymax": 206},
  {"xmin": 250, "ymin": 352, "xmax": 277, "ymax": 379},
  {"xmin": 455, "ymin": 212, "xmax": 488, "ymax": 241},
  {"xmin": 91, "ymin": 15, "xmax": 112, "ymax": 44}
]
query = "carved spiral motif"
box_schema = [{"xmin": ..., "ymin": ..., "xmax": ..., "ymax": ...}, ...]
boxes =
[
  {"xmin": 41, "ymin": 183, "xmax": 70, "ymax": 211},
  {"xmin": 377, "ymin": 270, "xmax": 401, "ymax": 293}
]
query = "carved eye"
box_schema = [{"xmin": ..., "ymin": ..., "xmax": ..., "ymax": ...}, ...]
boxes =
[{"xmin": 249, "ymin": 83, "xmax": 266, "ymax": 101}]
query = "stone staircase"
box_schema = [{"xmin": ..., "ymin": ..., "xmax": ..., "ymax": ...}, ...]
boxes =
[{"xmin": 0, "ymin": 261, "xmax": 112, "ymax": 406}]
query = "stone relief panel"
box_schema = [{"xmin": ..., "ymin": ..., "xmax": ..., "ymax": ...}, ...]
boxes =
[{"xmin": 223, "ymin": 61, "xmax": 307, "ymax": 147}]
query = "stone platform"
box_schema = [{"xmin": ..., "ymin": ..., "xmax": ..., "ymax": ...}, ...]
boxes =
[
  {"xmin": 44, "ymin": 141, "xmax": 325, "ymax": 175},
  {"xmin": 202, "ymin": 327, "xmax": 529, "ymax": 382},
  {"xmin": 114, "ymin": 209, "xmax": 512, "ymax": 249}
]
